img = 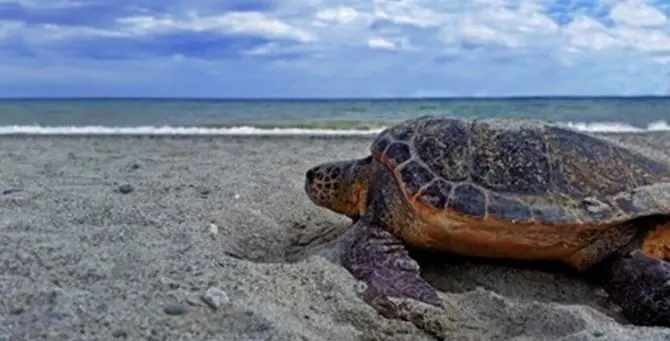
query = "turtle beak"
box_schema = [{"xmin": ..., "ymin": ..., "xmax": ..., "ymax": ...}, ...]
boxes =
[
  {"xmin": 305, "ymin": 167, "xmax": 316, "ymax": 185},
  {"xmin": 304, "ymin": 167, "xmax": 316, "ymax": 194}
]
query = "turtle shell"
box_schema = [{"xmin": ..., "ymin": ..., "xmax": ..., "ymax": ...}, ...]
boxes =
[{"xmin": 371, "ymin": 115, "xmax": 670, "ymax": 225}]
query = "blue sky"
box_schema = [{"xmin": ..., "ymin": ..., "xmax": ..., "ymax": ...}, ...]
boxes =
[{"xmin": 1, "ymin": 0, "xmax": 670, "ymax": 98}]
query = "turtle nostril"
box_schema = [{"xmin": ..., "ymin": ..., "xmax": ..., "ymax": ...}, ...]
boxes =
[{"xmin": 306, "ymin": 168, "xmax": 316, "ymax": 183}]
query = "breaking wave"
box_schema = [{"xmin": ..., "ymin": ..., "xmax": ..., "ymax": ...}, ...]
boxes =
[
  {"xmin": 559, "ymin": 120, "xmax": 670, "ymax": 133},
  {"xmin": 0, "ymin": 120, "xmax": 667, "ymax": 135}
]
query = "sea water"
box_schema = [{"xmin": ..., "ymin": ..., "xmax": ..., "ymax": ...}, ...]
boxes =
[{"xmin": 0, "ymin": 97, "xmax": 668, "ymax": 135}]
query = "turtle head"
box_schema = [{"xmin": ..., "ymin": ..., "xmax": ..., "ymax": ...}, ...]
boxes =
[{"xmin": 304, "ymin": 156, "xmax": 373, "ymax": 221}]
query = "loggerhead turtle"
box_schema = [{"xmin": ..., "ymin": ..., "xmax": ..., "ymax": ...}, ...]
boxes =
[{"xmin": 304, "ymin": 115, "xmax": 670, "ymax": 327}]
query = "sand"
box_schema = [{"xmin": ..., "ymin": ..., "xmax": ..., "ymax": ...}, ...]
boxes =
[{"xmin": 2, "ymin": 133, "xmax": 670, "ymax": 341}]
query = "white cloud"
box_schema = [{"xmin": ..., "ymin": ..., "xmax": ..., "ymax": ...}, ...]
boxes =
[
  {"xmin": 117, "ymin": 12, "xmax": 317, "ymax": 42},
  {"xmin": 210, "ymin": 12, "xmax": 316, "ymax": 42},
  {"xmin": 0, "ymin": 20, "xmax": 24, "ymax": 39},
  {"xmin": 610, "ymin": 0, "xmax": 667, "ymax": 27},
  {"xmin": 564, "ymin": 15, "xmax": 623, "ymax": 52},
  {"xmin": 315, "ymin": 6, "xmax": 362, "ymax": 24},
  {"xmin": 367, "ymin": 36, "xmax": 395, "ymax": 50},
  {"xmin": 427, "ymin": 2, "xmax": 561, "ymax": 49},
  {"xmin": 560, "ymin": 3, "xmax": 670, "ymax": 55},
  {"xmin": 366, "ymin": 36, "xmax": 414, "ymax": 51},
  {"xmin": 615, "ymin": 26, "xmax": 670, "ymax": 53},
  {"xmin": 458, "ymin": 20, "xmax": 524, "ymax": 47},
  {"xmin": 3, "ymin": 11, "xmax": 318, "ymax": 43},
  {"xmin": 308, "ymin": 6, "xmax": 373, "ymax": 49},
  {"xmin": 372, "ymin": 0, "xmax": 443, "ymax": 28}
]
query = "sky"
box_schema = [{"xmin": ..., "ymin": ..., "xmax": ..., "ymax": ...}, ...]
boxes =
[{"xmin": 1, "ymin": 0, "xmax": 670, "ymax": 98}]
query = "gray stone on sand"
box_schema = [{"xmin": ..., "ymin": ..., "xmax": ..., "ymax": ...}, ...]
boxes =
[
  {"xmin": 163, "ymin": 303, "xmax": 189, "ymax": 315},
  {"xmin": 201, "ymin": 286, "xmax": 230, "ymax": 310},
  {"xmin": 116, "ymin": 184, "xmax": 134, "ymax": 194}
]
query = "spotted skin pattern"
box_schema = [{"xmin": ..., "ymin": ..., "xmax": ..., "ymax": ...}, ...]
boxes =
[{"xmin": 304, "ymin": 115, "xmax": 670, "ymax": 328}]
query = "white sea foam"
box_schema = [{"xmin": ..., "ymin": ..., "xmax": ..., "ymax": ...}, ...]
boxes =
[
  {"xmin": 0, "ymin": 120, "xmax": 667, "ymax": 135},
  {"xmin": 559, "ymin": 120, "xmax": 670, "ymax": 133},
  {"xmin": 0, "ymin": 125, "xmax": 386, "ymax": 136}
]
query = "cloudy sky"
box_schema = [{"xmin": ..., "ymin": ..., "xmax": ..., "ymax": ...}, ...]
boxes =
[{"xmin": 1, "ymin": 0, "xmax": 670, "ymax": 98}]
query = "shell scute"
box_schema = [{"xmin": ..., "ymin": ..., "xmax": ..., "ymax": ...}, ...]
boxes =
[
  {"xmin": 447, "ymin": 184, "xmax": 487, "ymax": 218},
  {"xmin": 373, "ymin": 135, "xmax": 391, "ymax": 155},
  {"xmin": 387, "ymin": 120, "xmax": 417, "ymax": 141},
  {"xmin": 488, "ymin": 192, "xmax": 533, "ymax": 222},
  {"xmin": 400, "ymin": 160, "xmax": 434, "ymax": 196},
  {"xmin": 471, "ymin": 123, "xmax": 551, "ymax": 195},
  {"xmin": 615, "ymin": 146, "xmax": 670, "ymax": 186},
  {"xmin": 413, "ymin": 118, "xmax": 471, "ymax": 181},
  {"xmin": 547, "ymin": 126, "xmax": 633, "ymax": 197},
  {"xmin": 532, "ymin": 205, "xmax": 572, "ymax": 224},
  {"xmin": 384, "ymin": 142, "xmax": 411, "ymax": 166},
  {"xmin": 417, "ymin": 179, "xmax": 452, "ymax": 208}
]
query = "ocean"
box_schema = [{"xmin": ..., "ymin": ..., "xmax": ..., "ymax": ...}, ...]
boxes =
[{"xmin": 0, "ymin": 97, "xmax": 668, "ymax": 135}]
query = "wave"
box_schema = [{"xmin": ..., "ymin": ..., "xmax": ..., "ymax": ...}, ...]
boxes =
[
  {"xmin": 199, "ymin": 119, "xmax": 390, "ymax": 131},
  {"xmin": 559, "ymin": 120, "xmax": 670, "ymax": 133},
  {"xmin": 0, "ymin": 120, "xmax": 667, "ymax": 135},
  {"xmin": 0, "ymin": 125, "xmax": 385, "ymax": 136}
]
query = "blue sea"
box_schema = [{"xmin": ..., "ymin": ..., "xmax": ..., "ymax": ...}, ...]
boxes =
[{"xmin": 0, "ymin": 97, "xmax": 668, "ymax": 135}]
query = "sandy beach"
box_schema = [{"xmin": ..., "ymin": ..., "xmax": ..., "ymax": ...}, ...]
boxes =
[{"xmin": 3, "ymin": 133, "xmax": 670, "ymax": 341}]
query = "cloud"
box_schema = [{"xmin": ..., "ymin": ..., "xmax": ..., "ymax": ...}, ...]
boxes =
[
  {"xmin": 1, "ymin": 0, "xmax": 670, "ymax": 97},
  {"xmin": 116, "ymin": 12, "xmax": 315, "ymax": 43}
]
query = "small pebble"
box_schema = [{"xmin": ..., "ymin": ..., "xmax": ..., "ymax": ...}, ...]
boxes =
[
  {"xmin": 591, "ymin": 330, "xmax": 605, "ymax": 337},
  {"xmin": 593, "ymin": 287, "xmax": 608, "ymax": 297},
  {"xmin": 186, "ymin": 294, "xmax": 202, "ymax": 306},
  {"xmin": 163, "ymin": 303, "xmax": 189, "ymax": 315},
  {"xmin": 354, "ymin": 281, "xmax": 368, "ymax": 294},
  {"xmin": 111, "ymin": 329, "xmax": 128, "ymax": 338},
  {"xmin": 117, "ymin": 184, "xmax": 134, "ymax": 194},
  {"xmin": 201, "ymin": 286, "xmax": 230, "ymax": 309},
  {"xmin": 2, "ymin": 188, "xmax": 19, "ymax": 195},
  {"xmin": 9, "ymin": 307, "xmax": 24, "ymax": 315},
  {"xmin": 209, "ymin": 223, "xmax": 218, "ymax": 235}
]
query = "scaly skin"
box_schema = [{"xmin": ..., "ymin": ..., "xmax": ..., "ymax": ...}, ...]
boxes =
[
  {"xmin": 339, "ymin": 217, "xmax": 444, "ymax": 321},
  {"xmin": 591, "ymin": 249, "xmax": 670, "ymax": 327}
]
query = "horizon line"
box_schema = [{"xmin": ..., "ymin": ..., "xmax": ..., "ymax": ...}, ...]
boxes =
[{"xmin": 1, "ymin": 95, "xmax": 670, "ymax": 101}]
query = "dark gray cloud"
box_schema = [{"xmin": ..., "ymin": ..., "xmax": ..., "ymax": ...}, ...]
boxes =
[{"xmin": 51, "ymin": 33, "xmax": 302, "ymax": 60}]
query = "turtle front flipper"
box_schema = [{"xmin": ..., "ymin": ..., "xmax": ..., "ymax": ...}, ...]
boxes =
[
  {"xmin": 339, "ymin": 217, "xmax": 444, "ymax": 321},
  {"xmin": 591, "ymin": 247, "xmax": 670, "ymax": 326}
]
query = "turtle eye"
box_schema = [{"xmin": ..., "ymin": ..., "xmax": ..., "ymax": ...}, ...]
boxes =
[{"xmin": 330, "ymin": 167, "xmax": 341, "ymax": 179}]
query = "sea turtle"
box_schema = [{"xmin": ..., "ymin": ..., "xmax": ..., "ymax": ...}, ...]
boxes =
[{"xmin": 304, "ymin": 115, "xmax": 670, "ymax": 327}]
